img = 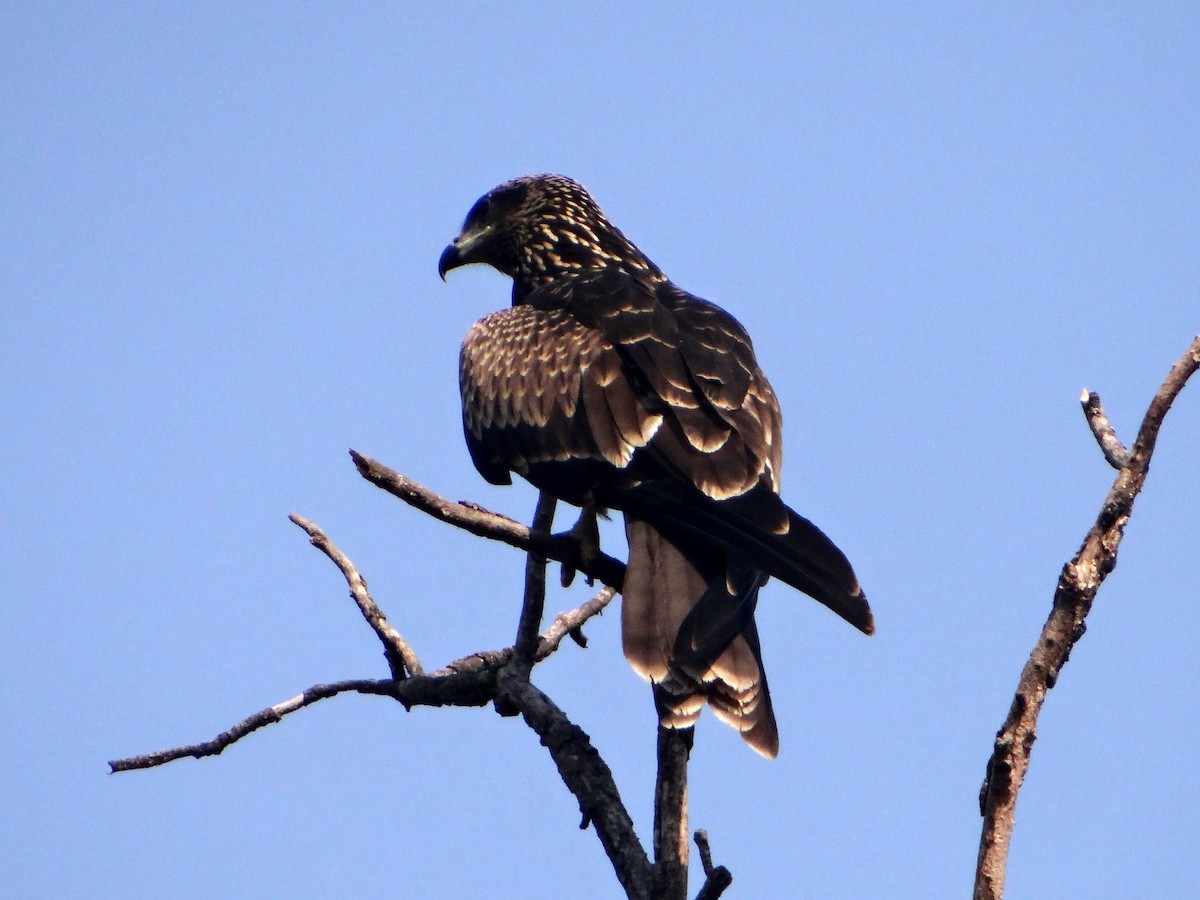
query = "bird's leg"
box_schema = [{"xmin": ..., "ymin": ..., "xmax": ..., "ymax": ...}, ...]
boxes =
[{"xmin": 559, "ymin": 497, "xmax": 603, "ymax": 588}]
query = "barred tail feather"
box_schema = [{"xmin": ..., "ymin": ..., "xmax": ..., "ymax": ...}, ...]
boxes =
[{"xmin": 622, "ymin": 517, "xmax": 779, "ymax": 758}]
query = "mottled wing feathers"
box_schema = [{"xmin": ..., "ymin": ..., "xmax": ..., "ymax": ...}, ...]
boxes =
[
  {"xmin": 460, "ymin": 268, "xmax": 873, "ymax": 636},
  {"xmin": 529, "ymin": 270, "xmax": 781, "ymax": 501},
  {"xmin": 459, "ymin": 302, "xmax": 664, "ymax": 495},
  {"xmin": 661, "ymin": 284, "xmax": 755, "ymax": 412}
]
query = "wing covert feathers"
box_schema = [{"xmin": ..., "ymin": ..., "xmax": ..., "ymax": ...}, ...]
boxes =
[{"xmin": 460, "ymin": 305, "xmax": 664, "ymax": 486}]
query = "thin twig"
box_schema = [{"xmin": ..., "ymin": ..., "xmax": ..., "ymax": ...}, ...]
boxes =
[
  {"xmin": 975, "ymin": 334, "xmax": 1200, "ymax": 900},
  {"xmin": 539, "ymin": 586, "xmax": 616, "ymax": 657},
  {"xmin": 108, "ymin": 680, "xmax": 400, "ymax": 771},
  {"xmin": 350, "ymin": 450, "xmax": 627, "ymax": 590},
  {"xmin": 427, "ymin": 585, "xmax": 618, "ymax": 677},
  {"xmin": 693, "ymin": 830, "xmax": 734, "ymax": 900},
  {"xmin": 1080, "ymin": 389, "xmax": 1132, "ymax": 469},
  {"xmin": 289, "ymin": 513, "xmax": 422, "ymax": 678}
]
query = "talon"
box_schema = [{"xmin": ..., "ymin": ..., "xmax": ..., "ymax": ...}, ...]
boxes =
[
  {"xmin": 560, "ymin": 500, "xmax": 602, "ymax": 586},
  {"xmin": 560, "ymin": 561, "xmax": 578, "ymax": 588}
]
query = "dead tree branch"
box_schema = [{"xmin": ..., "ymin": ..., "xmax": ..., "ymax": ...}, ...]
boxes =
[
  {"xmin": 694, "ymin": 830, "xmax": 734, "ymax": 900},
  {"xmin": 653, "ymin": 726, "xmax": 695, "ymax": 899},
  {"xmin": 512, "ymin": 492, "xmax": 558, "ymax": 671},
  {"xmin": 108, "ymin": 472, "xmax": 671, "ymax": 897},
  {"xmin": 490, "ymin": 490, "xmax": 657, "ymax": 897},
  {"xmin": 108, "ymin": 679, "xmax": 401, "ymax": 771},
  {"xmin": 974, "ymin": 334, "xmax": 1200, "ymax": 900},
  {"xmin": 289, "ymin": 513, "xmax": 422, "ymax": 679},
  {"xmin": 108, "ymin": 591, "xmax": 618, "ymax": 774},
  {"xmin": 1080, "ymin": 389, "xmax": 1132, "ymax": 469},
  {"xmin": 496, "ymin": 666, "xmax": 654, "ymax": 897},
  {"xmin": 350, "ymin": 449, "xmax": 627, "ymax": 590},
  {"xmin": 109, "ymin": 511, "xmax": 616, "ymax": 773}
]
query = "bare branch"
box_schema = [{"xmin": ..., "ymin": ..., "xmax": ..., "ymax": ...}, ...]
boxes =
[
  {"xmin": 495, "ymin": 493, "xmax": 555, "ymax": 718},
  {"xmin": 350, "ymin": 450, "xmax": 627, "ymax": 590},
  {"xmin": 495, "ymin": 668, "xmax": 654, "ymax": 899},
  {"xmin": 108, "ymin": 679, "xmax": 400, "ymax": 772},
  {"xmin": 540, "ymin": 586, "xmax": 617, "ymax": 656},
  {"xmin": 487, "ymin": 496, "xmax": 655, "ymax": 897},
  {"xmin": 693, "ymin": 830, "xmax": 734, "ymax": 900},
  {"xmin": 289, "ymin": 513, "xmax": 422, "ymax": 678},
  {"xmin": 427, "ymin": 586, "xmax": 618, "ymax": 678},
  {"xmin": 1080, "ymin": 389, "xmax": 1132, "ymax": 468},
  {"xmin": 108, "ymin": 668, "xmax": 511, "ymax": 773},
  {"xmin": 653, "ymin": 726, "xmax": 695, "ymax": 899},
  {"xmin": 975, "ymin": 334, "xmax": 1200, "ymax": 900},
  {"xmin": 512, "ymin": 492, "xmax": 558, "ymax": 671}
]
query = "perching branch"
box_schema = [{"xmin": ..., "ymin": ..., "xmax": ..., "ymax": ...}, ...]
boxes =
[
  {"xmin": 653, "ymin": 726, "xmax": 695, "ymax": 899},
  {"xmin": 974, "ymin": 334, "xmax": 1200, "ymax": 900},
  {"xmin": 350, "ymin": 449, "xmax": 627, "ymax": 590},
  {"xmin": 511, "ymin": 491, "xmax": 558, "ymax": 672}
]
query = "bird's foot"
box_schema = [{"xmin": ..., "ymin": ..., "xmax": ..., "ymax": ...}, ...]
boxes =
[{"xmin": 558, "ymin": 504, "xmax": 602, "ymax": 588}]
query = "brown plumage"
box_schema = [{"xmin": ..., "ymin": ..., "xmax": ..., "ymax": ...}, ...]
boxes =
[{"xmin": 440, "ymin": 174, "xmax": 872, "ymax": 758}]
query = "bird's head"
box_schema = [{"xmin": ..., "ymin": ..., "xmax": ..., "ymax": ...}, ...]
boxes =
[{"xmin": 438, "ymin": 174, "xmax": 662, "ymax": 299}]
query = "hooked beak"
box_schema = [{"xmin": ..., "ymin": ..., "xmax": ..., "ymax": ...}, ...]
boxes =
[
  {"xmin": 438, "ymin": 226, "xmax": 491, "ymax": 281},
  {"xmin": 437, "ymin": 242, "xmax": 462, "ymax": 281}
]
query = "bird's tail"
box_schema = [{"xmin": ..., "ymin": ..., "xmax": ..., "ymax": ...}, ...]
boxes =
[
  {"xmin": 622, "ymin": 517, "xmax": 779, "ymax": 758},
  {"xmin": 618, "ymin": 481, "xmax": 875, "ymax": 636}
]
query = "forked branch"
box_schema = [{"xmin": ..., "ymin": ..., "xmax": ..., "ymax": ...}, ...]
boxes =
[
  {"xmin": 974, "ymin": 334, "xmax": 1200, "ymax": 900},
  {"xmin": 108, "ymin": 511, "xmax": 616, "ymax": 773}
]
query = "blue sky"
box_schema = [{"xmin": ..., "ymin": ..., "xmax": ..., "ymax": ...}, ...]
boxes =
[{"xmin": 2, "ymin": 4, "xmax": 1197, "ymax": 898}]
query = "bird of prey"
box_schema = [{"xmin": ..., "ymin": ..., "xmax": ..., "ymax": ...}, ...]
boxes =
[{"xmin": 439, "ymin": 174, "xmax": 872, "ymax": 758}]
